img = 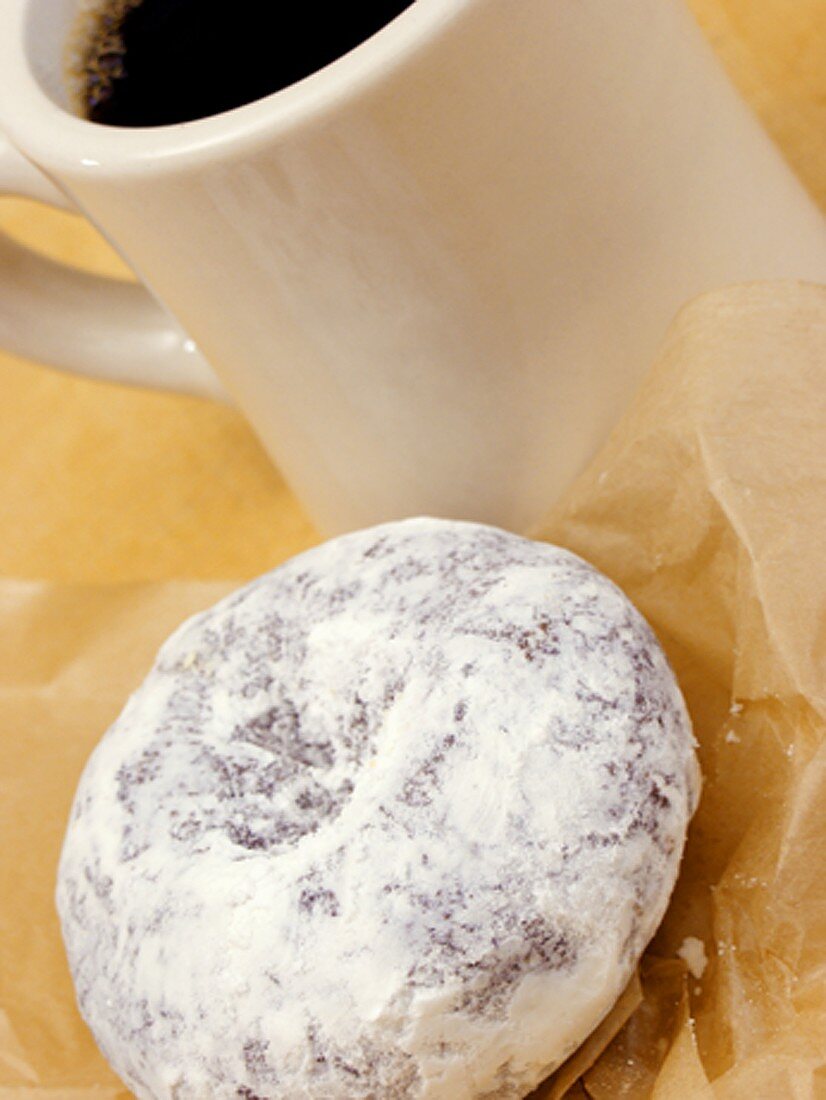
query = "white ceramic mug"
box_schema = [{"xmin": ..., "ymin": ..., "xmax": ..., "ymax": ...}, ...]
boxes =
[{"xmin": 1, "ymin": 0, "xmax": 825, "ymax": 534}]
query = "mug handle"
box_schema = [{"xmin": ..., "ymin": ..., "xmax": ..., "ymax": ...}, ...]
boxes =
[{"xmin": 0, "ymin": 133, "xmax": 225, "ymax": 399}]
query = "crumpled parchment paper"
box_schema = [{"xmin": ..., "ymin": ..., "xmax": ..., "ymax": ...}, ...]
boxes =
[
  {"xmin": 534, "ymin": 281, "xmax": 826, "ymax": 1098},
  {"xmin": 2, "ymin": 280, "xmax": 825, "ymax": 1097}
]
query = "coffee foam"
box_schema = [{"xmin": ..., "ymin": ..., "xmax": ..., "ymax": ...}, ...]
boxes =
[{"xmin": 64, "ymin": 0, "xmax": 141, "ymax": 117}]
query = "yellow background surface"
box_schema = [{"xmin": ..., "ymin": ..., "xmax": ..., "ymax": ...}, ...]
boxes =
[{"xmin": 0, "ymin": 0, "xmax": 825, "ymax": 585}]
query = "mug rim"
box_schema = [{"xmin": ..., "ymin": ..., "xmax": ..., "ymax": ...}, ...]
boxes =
[{"xmin": 0, "ymin": 0, "xmax": 468, "ymax": 176}]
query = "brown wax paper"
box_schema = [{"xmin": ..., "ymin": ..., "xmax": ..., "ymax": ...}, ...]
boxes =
[
  {"xmin": 2, "ymin": 280, "xmax": 825, "ymax": 1097},
  {"xmin": 535, "ymin": 281, "xmax": 826, "ymax": 1098}
]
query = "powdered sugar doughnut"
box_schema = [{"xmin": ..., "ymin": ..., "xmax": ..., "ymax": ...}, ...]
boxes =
[{"xmin": 57, "ymin": 518, "xmax": 699, "ymax": 1099}]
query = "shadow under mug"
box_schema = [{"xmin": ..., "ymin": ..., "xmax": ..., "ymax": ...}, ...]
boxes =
[{"xmin": 1, "ymin": 0, "xmax": 825, "ymax": 534}]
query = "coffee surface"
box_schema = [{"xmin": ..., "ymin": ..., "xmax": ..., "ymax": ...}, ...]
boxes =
[{"xmin": 73, "ymin": 0, "xmax": 415, "ymax": 127}]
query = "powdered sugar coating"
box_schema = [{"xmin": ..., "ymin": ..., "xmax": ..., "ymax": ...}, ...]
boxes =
[{"xmin": 57, "ymin": 518, "xmax": 699, "ymax": 1099}]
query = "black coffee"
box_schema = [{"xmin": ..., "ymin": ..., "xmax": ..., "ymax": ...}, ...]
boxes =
[{"xmin": 73, "ymin": 0, "xmax": 416, "ymax": 127}]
